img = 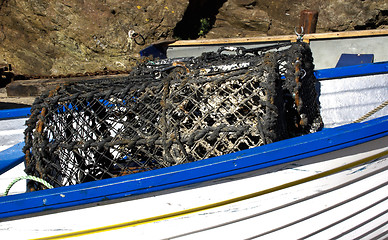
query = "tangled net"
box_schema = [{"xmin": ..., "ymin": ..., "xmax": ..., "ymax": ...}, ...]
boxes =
[{"xmin": 24, "ymin": 42, "xmax": 322, "ymax": 191}]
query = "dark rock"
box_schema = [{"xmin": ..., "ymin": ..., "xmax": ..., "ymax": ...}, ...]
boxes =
[
  {"xmin": 0, "ymin": 0, "xmax": 386, "ymax": 78},
  {"xmin": 0, "ymin": 0, "xmax": 188, "ymax": 76}
]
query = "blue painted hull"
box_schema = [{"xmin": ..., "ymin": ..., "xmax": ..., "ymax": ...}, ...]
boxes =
[
  {"xmin": 0, "ymin": 114, "xmax": 387, "ymax": 220},
  {"xmin": 0, "ymin": 52, "xmax": 387, "ymax": 239},
  {"xmin": 1, "ymin": 61, "xmax": 388, "ymax": 219}
]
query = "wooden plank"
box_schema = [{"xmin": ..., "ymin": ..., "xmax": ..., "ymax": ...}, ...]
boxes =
[
  {"xmin": 170, "ymin": 35, "xmax": 295, "ymax": 46},
  {"xmin": 169, "ymin": 29, "xmax": 388, "ymax": 47},
  {"xmin": 6, "ymin": 74, "xmax": 131, "ymax": 97},
  {"xmin": 305, "ymin": 29, "xmax": 388, "ymax": 40}
]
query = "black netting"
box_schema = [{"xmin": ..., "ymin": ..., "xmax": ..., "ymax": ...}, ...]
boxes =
[{"xmin": 23, "ymin": 42, "xmax": 322, "ymax": 191}]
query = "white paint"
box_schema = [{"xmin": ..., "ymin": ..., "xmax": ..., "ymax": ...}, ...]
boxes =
[
  {"xmin": 1, "ymin": 137, "xmax": 387, "ymax": 239},
  {"xmin": 0, "ymin": 163, "xmax": 25, "ymax": 196},
  {"xmin": 319, "ymin": 73, "xmax": 388, "ymax": 128},
  {"xmin": 0, "ymin": 118, "xmax": 27, "ymax": 151},
  {"xmin": 1, "ymin": 63, "xmax": 388, "ymax": 239},
  {"xmin": 167, "ymin": 35, "xmax": 388, "ymax": 70},
  {"xmin": 0, "ymin": 118, "xmax": 27, "ymax": 195},
  {"xmin": 310, "ymin": 35, "xmax": 388, "ymax": 69}
]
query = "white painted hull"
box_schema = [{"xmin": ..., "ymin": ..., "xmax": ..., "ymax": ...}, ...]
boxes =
[
  {"xmin": 1, "ymin": 31, "xmax": 388, "ymax": 240},
  {"xmin": 167, "ymin": 29, "xmax": 388, "ymax": 70},
  {"xmin": 319, "ymin": 72, "xmax": 388, "ymax": 128},
  {"xmin": 0, "ymin": 117, "xmax": 26, "ymax": 152},
  {"xmin": 1, "ymin": 135, "xmax": 387, "ymax": 240},
  {"xmin": 0, "ymin": 118, "xmax": 27, "ymax": 195}
]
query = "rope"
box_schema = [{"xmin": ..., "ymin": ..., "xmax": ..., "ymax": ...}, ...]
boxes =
[
  {"xmin": 353, "ymin": 99, "xmax": 388, "ymax": 123},
  {"xmin": 4, "ymin": 175, "xmax": 54, "ymax": 196}
]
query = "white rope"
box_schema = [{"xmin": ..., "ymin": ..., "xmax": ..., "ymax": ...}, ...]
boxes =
[
  {"xmin": 4, "ymin": 175, "xmax": 54, "ymax": 196},
  {"xmin": 127, "ymin": 30, "xmax": 135, "ymax": 51},
  {"xmin": 353, "ymin": 99, "xmax": 388, "ymax": 123}
]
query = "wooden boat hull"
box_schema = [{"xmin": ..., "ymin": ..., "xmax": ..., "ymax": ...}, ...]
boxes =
[
  {"xmin": 1, "ymin": 130, "xmax": 387, "ymax": 239},
  {"xmin": 1, "ymin": 30, "xmax": 388, "ymax": 239}
]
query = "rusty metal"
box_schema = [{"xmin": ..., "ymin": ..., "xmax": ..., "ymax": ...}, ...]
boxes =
[
  {"xmin": 299, "ymin": 10, "xmax": 319, "ymax": 34},
  {"xmin": 294, "ymin": 59, "xmax": 304, "ymax": 127}
]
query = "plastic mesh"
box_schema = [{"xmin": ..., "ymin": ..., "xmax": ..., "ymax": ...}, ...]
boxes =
[{"xmin": 24, "ymin": 42, "xmax": 322, "ymax": 190}]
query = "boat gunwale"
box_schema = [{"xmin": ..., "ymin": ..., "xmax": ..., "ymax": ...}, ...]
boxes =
[
  {"xmin": 315, "ymin": 61, "xmax": 388, "ymax": 80},
  {"xmin": 1, "ymin": 49, "xmax": 388, "ymax": 220},
  {"xmin": 0, "ymin": 107, "xmax": 31, "ymax": 120},
  {"xmin": 168, "ymin": 29, "xmax": 388, "ymax": 47},
  {"xmin": 0, "ymin": 114, "xmax": 387, "ymax": 220}
]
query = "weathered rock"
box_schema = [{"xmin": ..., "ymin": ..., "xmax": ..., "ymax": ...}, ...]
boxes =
[
  {"xmin": 0, "ymin": 0, "xmax": 188, "ymax": 76},
  {"xmin": 206, "ymin": 0, "xmax": 270, "ymax": 38},
  {"xmin": 208, "ymin": 0, "xmax": 388, "ymax": 37},
  {"xmin": 0, "ymin": 0, "xmax": 386, "ymax": 78},
  {"xmin": 317, "ymin": 1, "xmax": 388, "ymax": 31}
]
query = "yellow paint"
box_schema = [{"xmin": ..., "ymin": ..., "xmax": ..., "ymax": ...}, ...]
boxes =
[{"xmin": 33, "ymin": 149, "xmax": 388, "ymax": 240}]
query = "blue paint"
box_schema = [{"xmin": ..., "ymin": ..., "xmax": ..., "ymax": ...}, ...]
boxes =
[
  {"xmin": 314, "ymin": 61, "xmax": 388, "ymax": 80},
  {"xmin": 0, "ymin": 107, "xmax": 31, "ymax": 119},
  {"xmin": 335, "ymin": 53, "xmax": 374, "ymax": 68},
  {"xmin": 140, "ymin": 45, "xmax": 167, "ymax": 59},
  {"xmin": 0, "ymin": 142, "xmax": 25, "ymax": 175},
  {"xmin": 1, "ymin": 61, "xmax": 388, "ymax": 219},
  {"xmin": 0, "ymin": 115, "xmax": 387, "ymax": 219}
]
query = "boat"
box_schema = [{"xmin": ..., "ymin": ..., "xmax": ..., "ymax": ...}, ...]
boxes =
[{"xmin": 0, "ymin": 29, "xmax": 388, "ymax": 240}]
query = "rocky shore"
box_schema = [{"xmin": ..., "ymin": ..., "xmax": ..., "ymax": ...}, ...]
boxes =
[{"xmin": 1, "ymin": 0, "xmax": 387, "ymax": 78}]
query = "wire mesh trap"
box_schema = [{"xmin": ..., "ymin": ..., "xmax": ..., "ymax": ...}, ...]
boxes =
[{"xmin": 24, "ymin": 42, "xmax": 323, "ymax": 190}]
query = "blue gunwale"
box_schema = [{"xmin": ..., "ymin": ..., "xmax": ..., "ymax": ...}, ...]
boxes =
[
  {"xmin": 0, "ymin": 142, "xmax": 25, "ymax": 175},
  {"xmin": 0, "ymin": 115, "xmax": 387, "ymax": 219},
  {"xmin": 1, "ymin": 61, "xmax": 388, "ymax": 220},
  {"xmin": 314, "ymin": 61, "xmax": 388, "ymax": 80},
  {"xmin": 0, "ymin": 107, "xmax": 31, "ymax": 119}
]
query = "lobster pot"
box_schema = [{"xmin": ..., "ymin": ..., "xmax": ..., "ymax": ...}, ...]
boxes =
[{"xmin": 24, "ymin": 42, "xmax": 322, "ymax": 190}]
